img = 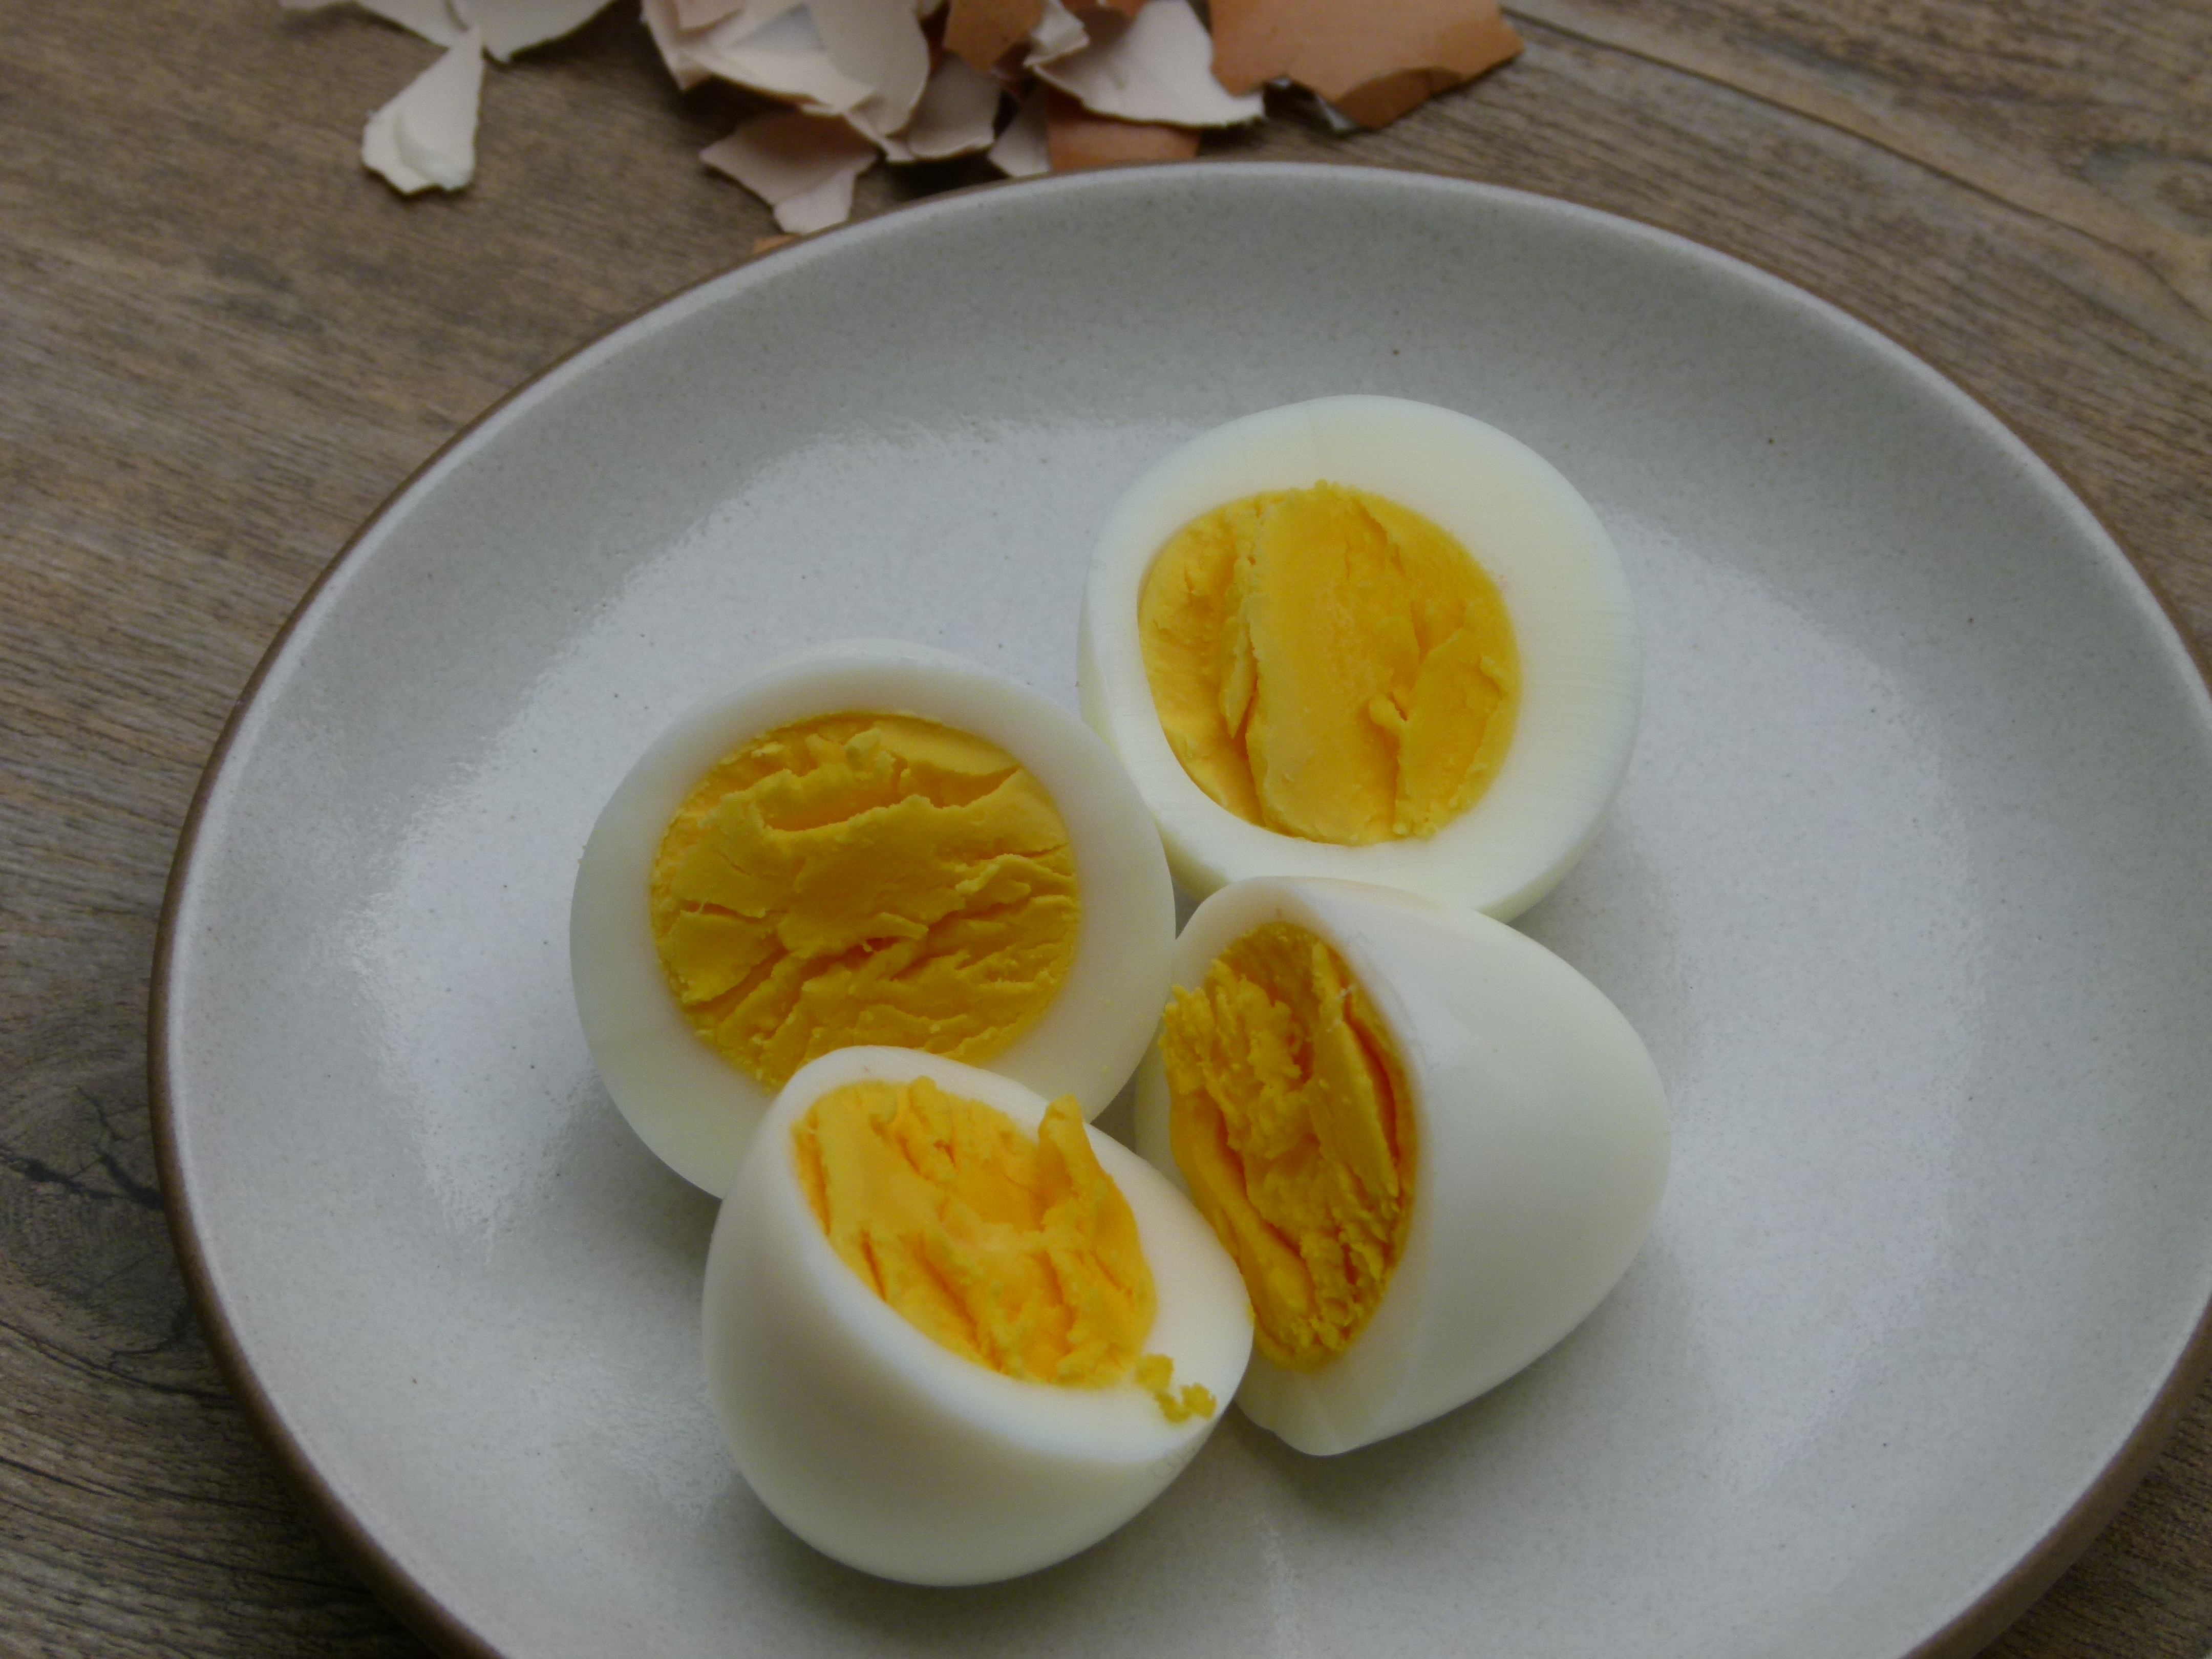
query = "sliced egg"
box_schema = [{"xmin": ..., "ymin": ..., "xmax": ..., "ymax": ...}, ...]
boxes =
[
  {"xmin": 1079, "ymin": 396, "xmax": 1640, "ymax": 919},
  {"xmin": 571, "ymin": 639, "xmax": 1175, "ymax": 1195},
  {"xmin": 704, "ymin": 1046, "xmax": 1254, "ymax": 1584},
  {"xmin": 1136, "ymin": 876, "xmax": 1669, "ymax": 1455}
]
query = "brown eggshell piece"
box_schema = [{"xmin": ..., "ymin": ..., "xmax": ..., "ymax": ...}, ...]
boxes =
[
  {"xmin": 945, "ymin": 0, "xmax": 1046, "ymax": 71},
  {"xmin": 1042, "ymin": 87, "xmax": 1199, "ymax": 169},
  {"xmin": 1210, "ymin": 0, "xmax": 1521, "ymax": 125}
]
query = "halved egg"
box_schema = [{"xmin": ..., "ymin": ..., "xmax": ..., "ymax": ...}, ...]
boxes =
[
  {"xmin": 1136, "ymin": 876, "xmax": 1668, "ymax": 1455},
  {"xmin": 704, "ymin": 1046, "xmax": 1254, "ymax": 1584},
  {"xmin": 1078, "ymin": 396, "xmax": 1640, "ymax": 920},
  {"xmin": 570, "ymin": 639, "xmax": 1175, "ymax": 1195}
]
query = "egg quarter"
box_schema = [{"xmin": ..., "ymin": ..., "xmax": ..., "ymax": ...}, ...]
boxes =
[
  {"xmin": 1080, "ymin": 397, "xmax": 1642, "ymax": 919},
  {"xmin": 1137, "ymin": 876, "xmax": 1670, "ymax": 1456},
  {"xmin": 705, "ymin": 1047, "xmax": 1255, "ymax": 1585},
  {"xmin": 571, "ymin": 640, "xmax": 1176, "ymax": 1196}
]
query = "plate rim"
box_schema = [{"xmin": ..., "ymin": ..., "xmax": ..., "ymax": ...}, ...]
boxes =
[{"xmin": 147, "ymin": 158, "xmax": 2212, "ymax": 1659}]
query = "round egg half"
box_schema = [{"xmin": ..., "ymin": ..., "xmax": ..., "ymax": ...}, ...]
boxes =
[
  {"xmin": 571, "ymin": 639, "xmax": 1176, "ymax": 1195},
  {"xmin": 1079, "ymin": 396, "xmax": 1641, "ymax": 920},
  {"xmin": 1136, "ymin": 876, "xmax": 1669, "ymax": 1455},
  {"xmin": 705, "ymin": 1046, "xmax": 1254, "ymax": 1585}
]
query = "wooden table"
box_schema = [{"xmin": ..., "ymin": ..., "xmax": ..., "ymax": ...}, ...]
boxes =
[{"xmin": 4, "ymin": 2, "xmax": 2208, "ymax": 1652}]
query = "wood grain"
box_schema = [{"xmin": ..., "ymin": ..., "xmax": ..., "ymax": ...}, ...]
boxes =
[{"xmin": 1, "ymin": 1, "xmax": 2207, "ymax": 1654}]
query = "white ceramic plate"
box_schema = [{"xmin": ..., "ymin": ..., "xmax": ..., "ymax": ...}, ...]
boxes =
[{"xmin": 154, "ymin": 164, "xmax": 2212, "ymax": 1659}]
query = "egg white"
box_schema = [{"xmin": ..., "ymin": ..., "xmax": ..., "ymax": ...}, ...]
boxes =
[
  {"xmin": 570, "ymin": 639, "xmax": 1176, "ymax": 1196},
  {"xmin": 1136, "ymin": 876, "xmax": 1669, "ymax": 1455},
  {"xmin": 704, "ymin": 1046, "xmax": 1254, "ymax": 1585},
  {"xmin": 1078, "ymin": 396, "xmax": 1641, "ymax": 920}
]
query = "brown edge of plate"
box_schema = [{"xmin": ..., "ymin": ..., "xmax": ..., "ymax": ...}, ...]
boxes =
[{"xmin": 146, "ymin": 159, "xmax": 2212, "ymax": 1659}]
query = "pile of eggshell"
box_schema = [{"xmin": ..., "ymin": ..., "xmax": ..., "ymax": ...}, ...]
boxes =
[
  {"xmin": 282, "ymin": 0, "xmax": 1522, "ymax": 231},
  {"xmin": 570, "ymin": 395, "xmax": 1670, "ymax": 1584}
]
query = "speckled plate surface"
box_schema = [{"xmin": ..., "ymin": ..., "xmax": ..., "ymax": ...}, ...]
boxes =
[{"xmin": 154, "ymin": 164, "xmax": 2212, "ymax": 1659}]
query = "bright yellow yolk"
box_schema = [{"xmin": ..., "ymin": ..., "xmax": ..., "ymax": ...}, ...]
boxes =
[
  {"xmin": 1159, "ymin": 923, "xmax": 1415, "ymax": 1370},
  {"xmin": 1138, "ymin": 483, "xmax": 1519, "ymax": 845},
  {"xmin": 650, "ymin": 713, "xmax": 1080, "ymax": 1090},
  {"xmin": 793, "ymin": 1077, "xmax": 1215, "ymax": 1422}
]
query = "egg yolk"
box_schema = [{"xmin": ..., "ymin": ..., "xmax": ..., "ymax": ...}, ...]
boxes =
[
  {"xmin": 1138, "ymin": 483, "xmax": 1519, "ymax": 845},
  {"xmin": 1159, "ymin": 923, "xmax": 1415, "ymax": 1370},
  {"xmin": 793, "ymin": 1076, "xmax": 1215, "ymax": 1422},
  {"xmin": 650, "ymin": 714, "xmax": 1081, "ymax": 1090}
]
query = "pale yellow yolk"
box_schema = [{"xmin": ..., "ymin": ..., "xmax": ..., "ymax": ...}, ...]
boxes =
[
  {"xmin": 650, "ymin": 714, "xmax": 1080, "ymax": 1090},
  {"xmin": 1159, "ymin": 924, "xmax": 1415, "ymax": 1370},
  {"xmin": 793, "ymin": 1077, "xmax": 1215, "ymax": 1422},
  {"xmin": 1138, "ymin": 483, "xmax": 1519, "ymax": 845}
]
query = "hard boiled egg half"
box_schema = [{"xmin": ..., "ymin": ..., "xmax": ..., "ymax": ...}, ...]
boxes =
[
  {"xmin": 1079, "ymin": 396, "xmax": 1640, "ymax": 920},
  {"xmin": 1136, "ymin": 876, "xmax": 1668, "ymax": 1454},
  {"xmin": 705, "ymin": 1046, "xmax": 1253, "ymax": 1584},
  {"xmin": 570, "ymin": 640, "xmax": 1175, "ymax": 1195}
]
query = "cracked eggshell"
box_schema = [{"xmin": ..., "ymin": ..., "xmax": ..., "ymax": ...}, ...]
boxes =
[
  {"xmin": 987, "ymin": 87, "xmax": 1051, "ymax": 176},
  {"xmin": 704, "ymin": 1046, "xmax": 1253, "ymax": 1585},
  {"xmin": 943, "ymin": 0, "xmax": 1042, "ymax": 70},
  {"xmin": 1033, "ymin": 0, "xmax": 1262, "ymax": 126},
  {"xmin": 641, "ymin": 0, "xmax": 714, "ymax": 87},
  {"xmin": 1042, "ymin": 88, "xmax": 1198, "ymax": 169},
  {"xmin": 898, "ymin": 54, "xmax": 1004, "ymax": 159},
  {"xmin": 360, "ymin": 28, "xmax": 484, "ymax": 194},
  {"xmin": 570, "ymin": 640, "xmax": 1176, "ymax": 1196},
  {"xmin": 1135, "ymin": 876, "xmax": 1669, "ymax": 1455},
  {"xmin": 1078, "ymin": 395, "xmax": 1641, "ymax": 920},
  {"xmin": 1209, "ymin": 0, "xmax": 1522, "ymax": 127},
  {"xmin": 701, "ymin": 110, "xmax": 879, "ymax": 232},
  {"xmin": 685, "ymin": 6, "xmax": 877, "ymax": 113},
  {"xmin": 811, "ymin": 0, "xmax": 931, "ymax": 135},
  {"xmin": 1023, "ymin": 0, "xmax": 1089, "ymax": 63}
]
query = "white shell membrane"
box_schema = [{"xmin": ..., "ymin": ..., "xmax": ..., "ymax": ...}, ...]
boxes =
[
  {"xmin": 704, "ymin": 1047, "xmax": 1254, "ymax": 1584},
  {"xmin": 570, "ymin": 639, "xmax": 1176, "ymax": 1195},
  {"xmin": 1078, "ymin": 396, "xmax": 1641, "ymax": 919},
  {"xmin": 1136, "ymin": 877, "xmax": 1670, "ymax": 1455}
]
